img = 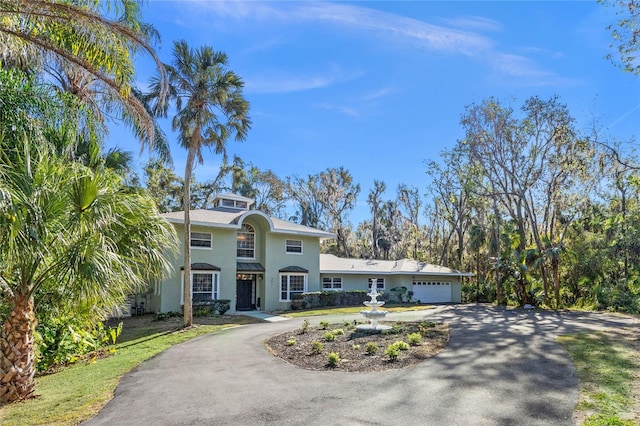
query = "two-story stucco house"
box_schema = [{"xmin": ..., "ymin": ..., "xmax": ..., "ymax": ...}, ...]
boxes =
[{"xmin": 145, "ymin": 194, "xmax": 472, "ymax": 314}]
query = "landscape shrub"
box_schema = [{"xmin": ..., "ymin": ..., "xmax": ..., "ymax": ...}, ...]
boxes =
[
  {"xmin": 319, "ymin": 320, "xmax": 329, "ymax": 330},
  {"xmin": 352, "ymin": 344, "xmax": 361, "ymax": 350},
  {"xmin": 365, "ymin": 342, "xmax": 379, "ymax": 355},
  {"xmin": 327, "ymin": 352, "xmax": 341, "ymax": 367},
  {"xmin": 299, "ymin": 319, "xmax": 310, "ymax": 334},
  {"xmin": 311, "ymin": 341, "xmax": 324, "ymax": 354},
  {"xmin": 297, "ymin": 290, "xmax": 369, "ymax": 308},
  {"xmin": 191, "ymin": 300, "xmax": 231, "ymax": 316},
  {"xmin": 333, "ymin": 328, "xmax": 345, "ymax": 336},
  {"xmin": 394, "ymin": 340, "xmax": 410, "ymax": 351},
  {"xmin": 407, "ymin": 333, "xmax": 422, "ymax": 346},
  {"xmin": 286, "ymin": 337, "xmax": 296, "ymax": 346},
  {"xmin": 385, "ymin": 344, "xmax": 400, "ymax": 361},
  {"xmin": 324, "ymin": 331, "xmax": 337, "ymax": 342},
  {"xmin": 342, "ymin": 320, "xmax": 356, "ymax": 331},
  {"xmin": 35, "ymin": 315, "xmax": 121, "ymax": 372},
  {"xmin": 155, "ymin": 311, "xmax": 180, "ymax": 320},
  {"xmin": 418, "ymin": 321, "xmax": 437, "ymax": 335}
]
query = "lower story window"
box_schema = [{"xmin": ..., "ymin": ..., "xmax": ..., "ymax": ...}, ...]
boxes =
[
  {"xmin": 322, "ymin": 277, "xmax": 343, "ymax": 290},
  {"xmin": 368, "ymin": 278, "xmax": 385, "ymax": 290},
  {"xmin": 280, "ymin": 274, "xmax": 307, "ymax": 301},
  {"xmin": 182, "ymin": 271, "xmax": 219, "ymax": 303}
]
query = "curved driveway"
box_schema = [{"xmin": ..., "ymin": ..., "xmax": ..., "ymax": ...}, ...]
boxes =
[{"xmin": 84, "ymin": 305, "xmax": 637, "ymax": 426}]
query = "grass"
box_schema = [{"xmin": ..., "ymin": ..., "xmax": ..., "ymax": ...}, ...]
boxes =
[
  {"xmin": 0, "ymin": 315, "xmax": 259, "ymax": 426},
  {"xmin": 558, "ymin": 328, "xmax": 640, "ymax": 425},
  {"xmin": 284, "ymin": 303, "xmax": 435, "ymax": 317}
]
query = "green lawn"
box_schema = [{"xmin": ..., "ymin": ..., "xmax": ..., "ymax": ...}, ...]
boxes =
[
  {"xmin": 558, "ymin": 328, "xmax": 640, "ymax": 425},
  {"xmin": 283, "ymin": 303, "xmax": 435, "ymax": 317},
  {"xmin": 0, "ymin": 315, "xmax": 259, "ymax": 426}
]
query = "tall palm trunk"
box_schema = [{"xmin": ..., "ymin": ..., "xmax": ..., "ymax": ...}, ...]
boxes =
[
  {"xmin": 0, "ymin": 292, "xmax": 36, "ymax": 403},
  {"xmin": 182, "ymin": 145, "xmax": 196, "ymax": 327}
]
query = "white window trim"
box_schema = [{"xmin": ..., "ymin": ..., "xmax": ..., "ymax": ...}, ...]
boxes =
[
  {"xmin": 190, "ymin": 232, "xmax": 212, "ymax": 250},
  {"xmin": 285, "ymin": 239, "xmax": 303, "ymax": 255},
  {"xmin": 279, "ymin": 273, "xmax": 308, "ymax": 302},
  {"xmin": 181, "ymin": 271, "xmax": 220, "ymax": 304},
  {"xmin": 322, "ymin": 277, "xmax": 343, "ymax": 290},
  {"xmin": 368, "ymin": 278, "xmax": 385, "ymax": 290},
  {"xmin": 237, "ymin": 224, "xmax": 256, "ymax": 260}
]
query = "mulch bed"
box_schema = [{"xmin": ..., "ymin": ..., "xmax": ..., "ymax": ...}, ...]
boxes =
[{"xmin": 265, "ymin": 320, "xmax": 449, "ymax": 372}]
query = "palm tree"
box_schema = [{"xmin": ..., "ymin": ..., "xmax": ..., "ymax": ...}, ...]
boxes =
[
  {"xmin": 0, "ymin": 142, "xmax": 177, "ymax": 403},
  {"xmin": 146, "ymin": 40, "xmax": 251, "ymax": 327},
  {"xmin": 0, "ymin": 0, "xmax": 168, "ymax": 149}
]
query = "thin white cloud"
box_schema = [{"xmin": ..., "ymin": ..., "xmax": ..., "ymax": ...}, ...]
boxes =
[
  {"xmin": 193, "ymin": 1, "xmax": 492, "ymax": 55},
  {"xmin": 245, "ymin": 68, "xmax": 363, "ymax": 94},
  {"xmin": 361, "ymin": 87, "xmax": 395, "ymax": 101},
  {"xmin": 439, "ymin": 16, "xmax": 503, "ymax": 32},
  {"xmin": 189, "ymin": 1, "xmax": 573, "ymax": 87},
  {"xmin": 609, "ymin": 102, "xmax": 640, "ymax": 129},
  {"xmin": 314, "ymin": 102, "xmax": 362, "ymax": 118},
  {"xmin": 488, "ymin": 53, "xmax": 580, "ymax": 87}
]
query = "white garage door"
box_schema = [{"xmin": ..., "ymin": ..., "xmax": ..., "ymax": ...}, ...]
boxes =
[{"xmin": 412, "ymin": 281, "xmax": 451, "ymax": 303}]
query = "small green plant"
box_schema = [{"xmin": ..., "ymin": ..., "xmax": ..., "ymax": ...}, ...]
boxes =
[
  {"xmin": 333, "ymin": 328, "xmax": 345, "ymax": 336},
  {"xmin": 385, "ymin": 344, "xmax": 400, "ymax": 361},
  {"xmin": 311, "ymin": 341, "xmax": 324, "ymax": 354},
  {"xmin": 299, "ymin": 319, "xmax": 310, "ymax": 334},
  {"xmin": 391, "ymin": 322, "xmax": 406, "ymax": 334},
  {"xmin": 352, "ymin": 344, "xmax": 361, "ymax": 350},
  {"xmin": 418, "ymin": 321, "xmax": 437, "ymax": 335},
  {"xmin": 193, "ymin": 306, "xmax": 211, "ymax": 317},
  {"xmin": 155, "ymin": 311, "xmax": 180, "ymax": 320},
  {"xmin": 407, "ymin": 332, "xmax": 422, "ymax": 346},
  {"xmin": 394, "ymin": 340, "xmax": 410, "ymax": 351},
  {"xmin": 324, "ymin": 331, "xmax": 336, "ymax": 342},
  {"xmin": 327, "ymin": 352, "xmax": 341, "ymax": 367},
  {"xmin": 319, "ymin": 320, "xmax": 329, "ymax": 330},
  {"xmin": 343, "ymin": 320, "xmax": 356, "ymax": 331},
  {"xmin": 365, "ymin": 341, "xmax": 379, "ymax": 355},
  {"xmin": 286, "ymin": 337, "xmax": 296, "ymax": 346}
]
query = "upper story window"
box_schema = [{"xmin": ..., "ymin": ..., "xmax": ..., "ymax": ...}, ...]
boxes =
[
  {"xmin": 214, "ymin": 194, "xmax": 253, "ymax": 211},
  {"xmin": 285, "ymin": 239, "xmax": 303, "ymax": 254},
  {"xmin": 237, "ymin": 224, "xmax": 255, "ymax": 258},
  {"xmin": 190, "ymin": 232, "xmax": 212, "ymax": 249}
]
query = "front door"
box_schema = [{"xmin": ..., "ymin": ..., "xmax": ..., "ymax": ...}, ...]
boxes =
[{"xmin": 236, "ymin": 280, "xmax": 253, "ymax": 311}]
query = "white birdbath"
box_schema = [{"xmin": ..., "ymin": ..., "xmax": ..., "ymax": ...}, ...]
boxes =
[{"xmin": 356, "ymin": 279, "xmax": 391, "ymax": 333}]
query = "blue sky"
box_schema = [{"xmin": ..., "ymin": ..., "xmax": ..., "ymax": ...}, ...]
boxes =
[{"xmin": 109, "ymin": 1, "xmax": 640, "ymax": 224}]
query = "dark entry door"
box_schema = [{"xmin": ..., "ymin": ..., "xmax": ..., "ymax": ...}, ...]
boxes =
[{"xmin": 236, "ymin": 280, "xmax": 253, "ymax": 310}]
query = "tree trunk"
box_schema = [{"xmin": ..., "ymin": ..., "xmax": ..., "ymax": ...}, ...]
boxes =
[
  {"xmin": 0, "ymin": 293, "xmax": 37, "ymax": 404},
  {"xmin": 183, "ymin": 145, "xmax": 196, "ymax": 328}
]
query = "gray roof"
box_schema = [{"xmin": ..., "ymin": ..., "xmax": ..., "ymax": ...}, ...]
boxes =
[
  {"xmin": 237, "ymin": 262, "xmax": 265, "ymax": 272},
  {"xmin": 162, "ymin": 209, "xmax": 334, "ymax": 239},
  {"xmin": 279, "ymin": 265, "xmax": 309, "ymax": 273},
  {"xmin": 319, "ymin": 254, "xmax": 474, "ymax": 277},
  {"xmin": 215, "ymin": 193, "xmax": 255, "ymax": 203},
  {"xmin": 180, "ymin": 263, "xmax": 221, "ymax": 271}
]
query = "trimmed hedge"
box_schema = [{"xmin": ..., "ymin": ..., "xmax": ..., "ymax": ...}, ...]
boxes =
[
  {"xmin": 291, "ymin": 291, "xmax": 369, "ymax": 310},
  {"xmin": 192, "ymin": 299, "xmax": 231, "ymax": 315}
]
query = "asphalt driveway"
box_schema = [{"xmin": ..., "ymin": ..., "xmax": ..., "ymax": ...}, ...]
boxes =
[{"xmin": 84, "ymin": 305, "xmax": 638, "ymax": 426}]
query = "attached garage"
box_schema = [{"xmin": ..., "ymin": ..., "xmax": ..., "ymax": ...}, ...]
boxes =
[
  {"xmin": 412, "ymin": 281, "xmax": 451, "ymax": 303},
  {"xmin": 319, "ymin": 254, "xmax": 472, "ymax": 304}
]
